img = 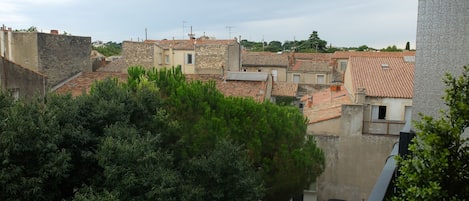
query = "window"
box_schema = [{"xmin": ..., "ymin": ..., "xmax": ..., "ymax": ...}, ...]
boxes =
[
  {"xmin": 293, "ymin": 74, "xmax": 300, "ymax": 83},
  {"xmin": 316, "ymin": 74, "xmax": 325, "ymax": 84},
  {"xmin": 165, "ymin": 55, "xmax": 170, "ymax": 64},
  {"xmin": 257, "ymin": 68, "xmax": 262, "ymax": 72},
  {"xmin": 372, "ymin": 105, "xmax": 387, "ymax": 120},
  {"xmin": 186, "ymin": 53, "xmax": 193, "ymax": 64},
  {"xmin": 340, "ymin": 61, "xmax": 347, "ymax": 71}
]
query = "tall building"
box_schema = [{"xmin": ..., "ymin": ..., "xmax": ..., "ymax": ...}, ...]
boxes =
[{"xmin": 413, "ymin": 0, "xmax": 469, "ymax": 120}]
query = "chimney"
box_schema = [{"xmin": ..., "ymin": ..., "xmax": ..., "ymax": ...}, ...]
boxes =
[
  {"xmin": 355, "ymin": 88, "xmax": 366, "ymax": 104},
  {"xmin": 50, "ymin": 30, "xmax": 59, "ymax": 35}
]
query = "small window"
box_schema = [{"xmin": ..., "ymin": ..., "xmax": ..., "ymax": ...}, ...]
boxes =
[
  {"xmin": 257, "ymin": 69, "xmax": 262, "ymax": 72},
  {"xmin": 293, "ymin": 74, "xmax": 300, "ymax": 83},
  {"xmin": 316, "ymin": 74, "xmax": 325, "ymax": 84},
  {"xmin": 372, "ymin": 105, "xmax": 387, "ymax": 120},
  {"xmin": 165, "ymin": 55, "xmax": 170, "ymax": 64},
  {"xmin": 186, "ymin": 53, "xmax": 193, "ymax": 64},
  {"xmin": 340, "ymin": 61, "xmax": 347, "ymax": 71}
]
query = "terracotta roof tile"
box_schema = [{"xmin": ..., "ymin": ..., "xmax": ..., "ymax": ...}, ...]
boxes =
[
  {"xmin": 242, "ymin": 52, "xmax": 289, "ymax": 67},
  {"xmin": 349, "ymin": 56, "xmax": 414, "ymax": 98},
  {"xmin": 54, "ymin": 72, "xmax": 127, "ymax": 96},
  {"xmin": 301, "ymin": 86, "xmax": 352, "ymax": 124},
  {"xmin": 185, "ymin": 74, "xmax": 268, "ymax": 102},
  {"xmin": 332, "ymin": 51, "xmax": 416, "ymax": 59},
  {"xmin": 272, "ymin": 82, "xmax": 298, "ymax": 97}
]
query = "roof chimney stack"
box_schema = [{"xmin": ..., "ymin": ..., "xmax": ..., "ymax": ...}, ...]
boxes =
[{"xmin": 50, "ymin": 30, "xmax": 59, "ymax": 35}]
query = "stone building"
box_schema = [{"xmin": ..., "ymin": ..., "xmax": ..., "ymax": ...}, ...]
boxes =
[
  {"xmin": 0, "ymin": 27, "xmax": 91, "ymax": 88},
  {"xmin": 117, "ymin": 38, "xmax": 240, "ymax": 75}
]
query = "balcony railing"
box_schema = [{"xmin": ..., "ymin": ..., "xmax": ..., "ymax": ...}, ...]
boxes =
[{"xmin": 362, "ymin": 120, "xmax": 406, "ymax": 135}]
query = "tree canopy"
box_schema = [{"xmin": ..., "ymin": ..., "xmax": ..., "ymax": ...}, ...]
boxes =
[
  {"xmin": 392, "ymin": 66, "xmax": 469, "ymax": 200},
  {"xmin": 0, "ymin": 66, "xmax": 325, "ymax": 201}
]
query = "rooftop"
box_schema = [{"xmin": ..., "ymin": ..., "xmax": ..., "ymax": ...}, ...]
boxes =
[
  {"xmin": 349, "ymin": 56, "xmax": 414, "ymax": 98},
  {"xmin": 301, "ymin": 86, "xmax": 352, "ymax": 124},
  {"xmin": 242, "ymin": 52, "xmax": 289, "ymax": 67}
]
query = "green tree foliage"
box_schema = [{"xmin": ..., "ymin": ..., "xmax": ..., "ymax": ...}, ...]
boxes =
[
  {"xmin": 264, "ymin": 40, "xmax": 283, "ymax": 52},
  {"xmin": 380, "ymin": 45, "xmax": 402, "ymax": 52},
  {"xmin": 130, "ymin": 66, "xmax": 325, "ymax": 201},
  {"xmin": 392, "ymin": 66, "xmax": 469, "ymax": 200},
  {"xmin": 93, "ymin": 41, "xmax": 122, "ymax": 57},
  {"xmin": 0, "ymin": 66, "xmax": 324, "ymax": 201}
]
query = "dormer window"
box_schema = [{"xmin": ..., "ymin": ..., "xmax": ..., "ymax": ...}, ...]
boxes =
[{"xmin": 381, "ymin": 63, "xmax": 389, "ymax": 69}]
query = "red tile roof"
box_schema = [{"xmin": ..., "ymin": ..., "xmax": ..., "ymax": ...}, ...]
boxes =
[
  {"xmin": 301, "ymin": 86, "xmax": 352, "ymax": 124},
  {"xmin": 332, "ymin": 51, "xmax": 416, "ymax": 59},
  {"xmin": 185, "ymin": 74, "xmax": 268, "ymax": 102},
  {"xmin": 54, "ymin": 72, "xmax": 127, "ymax": 96},
  {"xmin": 272, "ymin": 82, "xmax": 298, "ymax": 97},
  {"xmin": 349, "ymin": 56, "xmax": 414, "ymax": 98},
  {"xmin": 242, "ymin": 52, "xmax": 289, "ymax": 67}
]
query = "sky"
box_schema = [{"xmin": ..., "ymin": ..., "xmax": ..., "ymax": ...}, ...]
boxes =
[{"xmin": 1, "ymin": 0, "xmax": 418, "ymax": 49}]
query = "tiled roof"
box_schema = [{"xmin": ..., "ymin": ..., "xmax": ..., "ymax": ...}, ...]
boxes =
[
  {"xmin": 332, "ymin": 51, "xmax": 416, "ymax": 59},
  {"xmin": 54, "ymin": 72, "xmax": 128, "ymax": 96},
  {"xmin": 185, "ymin": 74, "xmax": 268, "ymax": 102},
  {"xmin": 301, "ymin": 86, "xmax": 352, "ymax": 124},
  {"xmin": 349, "ymin": 56, "xmax": 414, "ymax": 98},
  {"xmin": 292, "ymin": 53, "xmax": 332, "ymax": 61},
  {"xmin": 290, "ymin": 60, "xmax": 331, "ymax": 72},
  {"xmin": 242, "ymin": 52, "xmax": 289, "ymax": 67},
  {"xmin": 145, "ymin": 39, "xmax": 237, "ymax": 50},
  {"xmin": 272, "ymin": 82, "xmax": 298, "ymax": 97}
]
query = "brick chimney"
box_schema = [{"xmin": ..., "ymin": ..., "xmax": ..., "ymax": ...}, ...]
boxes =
[{"xmin": 50, "ymin": 30, "xmax": 59, "ymax": 35}]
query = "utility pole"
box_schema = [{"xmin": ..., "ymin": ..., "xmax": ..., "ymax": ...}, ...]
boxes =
[{"xmin": 226, "ymin": 26, "xmax": 234, "ymax": 39}]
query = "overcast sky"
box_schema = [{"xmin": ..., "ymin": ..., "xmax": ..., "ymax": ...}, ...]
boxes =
[{"xmin": 1, "ymin": 0, "xmax": 418, "ymax": 49}]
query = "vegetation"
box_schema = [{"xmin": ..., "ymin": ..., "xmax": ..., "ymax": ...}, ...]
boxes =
[
  {"xmin": 92, "ymin": 41, "xmax": 122, "ymax": 57},
  {"xmin": 392, "ymin": 66, "xmax": 469, "ymax": 200},
  {"xmin": 0, "ymin": 66, "xmax": 325, "ymax": 201},
  {"xmin": 380, "ymin": 45, "xmax": 402, "ymax": 52}
]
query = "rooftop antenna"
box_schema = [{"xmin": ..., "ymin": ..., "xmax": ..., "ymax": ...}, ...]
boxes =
[{"xmin": 226, "ymin": 26, "xmax": 234, "ymax": 39}]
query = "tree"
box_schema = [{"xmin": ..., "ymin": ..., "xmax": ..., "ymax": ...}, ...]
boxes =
[
  {"xmin": 129, "ymin": 66, "xmax": 325, "ymax": 201},
  {"xmin": 405, "ymin": 41, "xmax": 410, "ymax": 51},
  {"xmin": 392, "ymin": 66, "xmax": 469, "ymax": 200},
  {"xmin": 380, "ymin": 45, "xmax": 402, "ymax": 52},
  {"xmin": 307, "ymin": 31, "xmax": 328, "ymax": 53},
  {"xmin": 265, "ymin": 40, "xmax": 282, "ymax": 52}
]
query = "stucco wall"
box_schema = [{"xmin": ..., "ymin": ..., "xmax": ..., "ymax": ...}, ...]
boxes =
[
  {"xmin": 307, "ymin": 117, "xmax": 341, "ymax": 136},
  {"xmin": 413, "ymin": 0, "xmax": 469, "ymax": 120},
  {"xmin": 365, "ymin": 97, "xmax": 412, "ymax": 121},
  {"xmin": 37, "ymin": 33, "xmax": 91, "ymax": 87},
  {"xmin": 1, "ymin": 57, "xmax": 47, "ymax": 98},
  {"xmin": 315, "ymin": 134, "xmax": 397, "ymax": 201},
  {"xmin": 9, "ymin": 33, "xmax": 39, "ymax": 71},
  {"xmin": 309, "ymin": 104, "xmax": 398, "ymax": 200},
  {"xmin": 287, "ymin": 72, "xmax": 331, "ymax": 84}
]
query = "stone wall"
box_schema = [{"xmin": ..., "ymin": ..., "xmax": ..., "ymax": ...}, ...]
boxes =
[
  {"xmin": 195, "ymin": 42, "xmax": 240, "ymax": 74},
  {"xmin": 1, "ymin": 57, "xmax": 47, "ymax": 98},
  {"xmin": 37, "ymin": 33, "xmax": 91, "ymax": 87},
  {"xmin": 122, "ymin": 41, "xmax": 154, "ymax": 69},
  {"xmin": 413, "ymin": 0, "xmax": 469, "ymax": 120}
]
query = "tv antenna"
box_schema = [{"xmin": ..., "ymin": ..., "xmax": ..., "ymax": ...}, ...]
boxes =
[{"xmin": 226, "ymin": 26, "xmax": 235, "ymax": 39}]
